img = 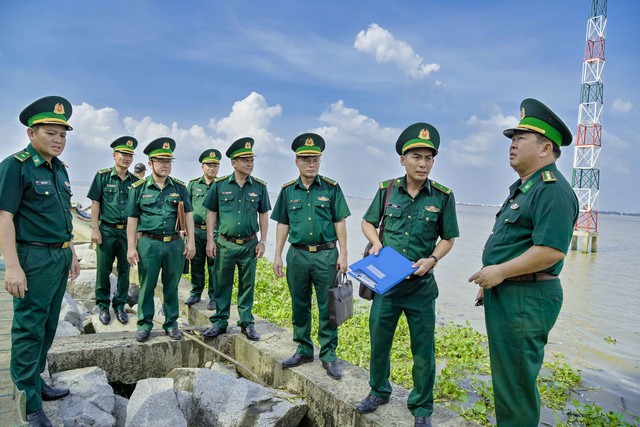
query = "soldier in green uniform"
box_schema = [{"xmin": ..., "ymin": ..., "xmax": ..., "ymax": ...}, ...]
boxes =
[
  {"xmin": 0, "ymin": 96, "xmax": 81, "ymax": 427},
  {"xmin": 356, "ymin": 123, "xmax": 459, "ymax": 427},
  {"xmin": 271, "ymin": 133, "xmax": 350, "ymax": 380},
  {"xmin": 469, "ymin": 99, "xmax": 579, "ymax": 427},
  {"xmin": 125, "ymin": 137, "xmax": 196, "ymax": 342},
  {"xmin": 88, "ymin": 136, "xmax": 138, "ymax": 325},
  {"xmin": 185, "ymin": 149, "xmax": 221, "ymax": 310},
  {"xmin": 202, "ymin": 137, "xmax": 270, "ymax": 341}
]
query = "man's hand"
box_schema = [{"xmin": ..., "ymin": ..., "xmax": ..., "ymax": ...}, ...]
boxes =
[
  {"xmin": 184, "ymin": 241, "xmax": 196, "ymax": 260},
  {"xmin": 68, "ymin": 256, "xmax": 81, "ymax": 281},
  {"xmin": 4, "ymin": 265, "xmax": 27, "ymax": 298},
  {"xmin": 255, "ymin": 242, "xmax": 265, "ymax": 259},
  {"xmin": 91, "ymin": 228, "xmax": 102, "ymax": 245},
  {"xmin": 468, "ymin": 265, "xmax": 505, "ymax": 289},
  {"xmin": 206, "ymin": 240, "xmax": 217, "ymax": 258},
  {"xmin": 368, "ymin": 242, "xmax": 383, "ymax": 256},
  {"xmin": 273, "ymin": 257, "xmax": 284, "ymax": 278},
  {"xmin": 127, "ymin": 247, "xmax": 139, "ymax": 267},
  {"xmin": 411, "ymin": 257, "xmax": 436, "ymax": 277},
  {"xmin": 336, "ymin": 252, "xmax": 348, "ymax": 273}
]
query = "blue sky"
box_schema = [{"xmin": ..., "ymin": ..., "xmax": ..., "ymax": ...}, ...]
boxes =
[{"xmin": 1, "ymin": 0, "xmax": 638, "ymax": 212}]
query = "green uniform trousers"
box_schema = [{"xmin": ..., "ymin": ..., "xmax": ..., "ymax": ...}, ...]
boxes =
[
  {"xmin": 484, "ymin": 279, "xmax": 562, "ymax": 427},
  {"xmin": 210, "ymin": 238, "xmax": 257, "ymax": 329},
  {"xmin": 11, "ymin": 244, "xmax": 72, "ymax": 413},
  {"xmin": 136, "ymin": 236, "xmax": 184, "ymax": 332},
  {"xmin": 285, "ymin": 246, "xmax": 339, "ymax": 362},
  {"xmin": 95, "ymin": 223, "xmax": 130, "ymax": 311},
  {"xmin": 189, "ymin": 228, "xmax": 215, "ymax": 299},
  {"xmin": 369, "ymin": 274, "xmax": 439, "ymax": 417}
]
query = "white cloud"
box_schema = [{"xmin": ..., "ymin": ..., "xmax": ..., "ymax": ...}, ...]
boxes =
[
  {"xmin": 354, "ymin": 23, "xmax": 440, "ymax": 80},
  {"xmin": 612, "ymin": 98, "xmax": 632, "ymax": 113}
]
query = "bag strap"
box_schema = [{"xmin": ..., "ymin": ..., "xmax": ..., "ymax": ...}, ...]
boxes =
[
  {"xmin": 377, "ymin": 179, "xmax": 396, "ymax": 243},
  {"xmin": 334, "ymin": 271, "xmax": 347, "ymax": 287}
]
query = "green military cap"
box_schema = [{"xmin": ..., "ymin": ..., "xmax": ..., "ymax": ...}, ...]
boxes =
[
  {"xmin": 199, "ymin": 148, "xmax": 221, "ymax": 164},
  {"xmin": 143, "ymin": 137, "xmax": 176, "ymax": 158},
  {"xmin": 291, "ymin": 133, "xmax": 325, "ymax": 156},
  {"xmin": 110, "ymin": 136, "xmax": 138, "ymax": 154},
  {"xmin": 395, "ymin": 122, "xmax": 440, "ymax": 156},
  {"xmin": 226, "ymin": 137, "xmax": 255, "ymax": 159},
  {"xmin": 503, "ymin": 98, "xmax": 573, "ymax": 147},
  {"xmin": 19, "ymin": 95, "xmax": 73, "ymax": 130}
]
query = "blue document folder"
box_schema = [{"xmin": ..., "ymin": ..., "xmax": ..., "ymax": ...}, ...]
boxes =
[{"xmin": 348, "ymin": 246, "xmax": 418, "ymax": 295}]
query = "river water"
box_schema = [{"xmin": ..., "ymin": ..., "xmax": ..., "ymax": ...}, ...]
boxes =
[{"xmin": 72, "ymin": 183, "xmax": 640, "ymax": 417}]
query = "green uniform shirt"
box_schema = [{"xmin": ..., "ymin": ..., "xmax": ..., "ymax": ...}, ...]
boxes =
[
  {"xmin": 126, "ymin": 175, "xmax": 193, "ymax": 234},
  {"xmin": 0, "ymin": 144, "xmax": 73, "ymax": 242},
  {"xmin": 363, "ymin": 176, "xmax": 459, "ymax": 262},
  {"xmin": 203, "ymin": 174, "xmax": 271, "ymax": 237},
  {"xmin": 188, "ymin": 176, "xmax": 213, "ymax": 225},
  {"xmin": 271, "ymin": 175, "xmax": 350, "ymax": 244},
  {"xmin": 482, "ymin": 163, "xmax": 579, "ymax": 275},
  {"xmin": 87, "ymin": 166, "xmax": 136, "ymax": 224}
]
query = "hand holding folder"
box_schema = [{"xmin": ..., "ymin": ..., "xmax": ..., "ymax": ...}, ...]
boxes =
[{"xmin": 347, "ymin": 246, "xmax": 418, "ymax": 295}]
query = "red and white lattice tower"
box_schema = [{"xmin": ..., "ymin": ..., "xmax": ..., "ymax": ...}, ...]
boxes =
[{"xmin": 571, "ymin": 0, "xmax": 607, "ymax": 253}]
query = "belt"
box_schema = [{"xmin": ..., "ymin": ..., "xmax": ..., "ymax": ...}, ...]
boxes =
[
  {"xmin": 195, "ymin": 224, "xmax": 207, "ymax": 230},
  {"xmin": 292, "ymin": 241, "xmax": 336, "ymax": 252},
  {"xmin": 505, "ymin": 272, "xmax": 558, "ymax": 282},
  {"xmin": 140, "ymin": 232, "xmax": 181, "ymax": 242},
  {"xmin": 220, "ymin": 234, "xmax": 257, "ymax": 245},
  {"xmin": 101, "ymin": 221, "xmax": 126, "ymax": 230},
  {"xmin": 17, "ymin": 241, "xmax": 70, "ymax": 249}
]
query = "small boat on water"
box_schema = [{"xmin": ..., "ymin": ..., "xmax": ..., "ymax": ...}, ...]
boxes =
[{"xmin": 71, "ymin": 202, "xmax": 92, "ymax": 223}]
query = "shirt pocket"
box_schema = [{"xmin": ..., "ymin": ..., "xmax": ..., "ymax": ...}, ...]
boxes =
[
  {"xmin": 382, "ymin": 204, "xmax": 403, "ymax": 232},
  {"xmin": 244, "ymin": 193, "xmax": 260, "ymax": 213},
  {"xmin": 287, "ymin": 201, "xmax": 303, "ymax": 223},
  {"xmin": 103, "ymin": 186, "xmax": 118, "ymax": 202},
  {"xmin": 498, "ymin": 211, "xmax": 521, "ymax": 243},
  {"xmin": 219, "ymin": 194, "xmax": 235, "ymax": 212},
  {"xmin": 418, "ymin": 210, "xmax": 439, "ymax": 238},
  {"xmin": 314, "ymin": 198, "xmax": 332, "ymax": 221},
  {"xmin": 32, "ymin": 183, "xmax": 58, "ymax": 213},
  {"xmin": 140, "ymin": 195, "xmax": 159, "ymax": 214}
]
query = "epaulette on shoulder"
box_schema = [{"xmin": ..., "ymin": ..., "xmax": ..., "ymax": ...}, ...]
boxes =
[
  {"xmin": 253, "ymin": 176, "xmax": 267, "ymax": 186},
  {"xmin": 430, "ymin": 180, "xmax": 452, "ymax": 195},
  {"xmin": 379, "ymin": 178, "xmax": 395, "ymax": 190},
  {"xmin": 189, "ymin": 177, "xmax": 200, "ymax": 182},
  {"xmin": 132, "ymin": 179, "xmax": 146, "ymax": 188},
  {"xmin": 321, "ymin": 176, "xmax": 337, "ymax": 186},
  {"xmin": 281, "ymin": 179, "xmax": 296, "ymax": 188},
  {"xmin": 172, "ymin": 178, "xmax": 186, "ymax": 187},
  {"xmin": 215, "ymin": 175, "xmax": 229, "ymax": 183},
  {"xmin": 13, "ymin": 151, "xmax": 31, "ymax": 162},
  {"xmin": 541, "ymin": 171, "xmax": 557, "ymax": 183},
  {"xmin": 98, "ymin": 167, "xmax": 111, "ymax": 174}
]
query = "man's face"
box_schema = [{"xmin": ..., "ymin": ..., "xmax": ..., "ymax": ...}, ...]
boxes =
[
  {"xmin": 400, "ymin": 148, "xmax": 435, "ymax": 182},
  {"xmin": 231, "ymin": 156, "xmax": 254, "ymax": 176},
  {"xmin": 149, "ymin": 157, "xmax": 173, "ymax": 178},
  {"xmin": 28, "ymin": 124, "xmax": 68, "ymax": 160},
  {"xmin": 509, "ymin": 131, "xmax": 549, "ymax": 175},
  {"xmin": 113, "ymin": 151, "xmax": 133, "ymax": 169},
  {"xmin": 202, "ymin": 162, "xmax": 219, "ymax": 180},
  {"xmin": 295, "ymin": 155, "xmax": 321, "ymax": 179}
]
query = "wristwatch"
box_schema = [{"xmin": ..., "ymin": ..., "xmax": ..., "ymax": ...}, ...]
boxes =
[{"xmin": 429, "ymin": 255, "xmax": 439, "ymax": 265}]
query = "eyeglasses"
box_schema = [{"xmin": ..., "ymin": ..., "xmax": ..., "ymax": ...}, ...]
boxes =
[{"xmin": 297, "ymin": 157, "xmax": 321, "ymax": 164}]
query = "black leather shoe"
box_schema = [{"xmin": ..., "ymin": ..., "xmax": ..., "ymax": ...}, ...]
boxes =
[
  {"xmin": 185, "ymin": 296, "xmax": 201, "ymax": 306},
  {"xmin": 282, "ymin": 353, "xmax": 314, "ymax": 368},
  {"xmin": 135, "ymin": 330, "xmax": 151, "ymax": 342},
  {"xmin": 98, "ymin": 308, "xmax": 111, "ymax": 325},
  {"xmin": 322, "ymin": 361, "xmax": 343, "ymax": 380},
  {"xmin": 207, "ymin": 299, "xmax": 216, "ymax": 310},
  {"xmin": 356, "ymin": 393, "xmax": 389, "ymax": 414},
  {"xmin": 241, "ymin": 325, "xmax": 260, "ymax": 341},
  {"xmin": 414, "ymin": 416, "xmax": 432, "ymax": 427},
  {"xmin": 202, "ymin": 325, "xmax": 226, "ymax": 338},
  {"xmin": 26, "ymin": 409, "xmax": 53, "ymax": 427},
  {"xmin": 41, "ymin": 383, "xmax": 70, "ymax": 401},
  {"xmin": 165, "ymin": 328, "xmax": 183, "ymax": 340},
  {"xmin": 114, "ymin": 310, "xmax": 128, "ymax": 324}
]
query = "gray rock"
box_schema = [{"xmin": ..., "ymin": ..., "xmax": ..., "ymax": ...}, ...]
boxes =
[
  {"xmin": 176, "ymin": 391, "xmax": 193, "ymax": 424},
  {"xmin": 125, "ymin": 378, "xmax": 187, "ymax": 427},
  {"xmin": 210, "ymin": 361, "xmax": 239, "ymax": 378},
  {"xmin": 154, "ymin": 297, "xmax": 164, "ymax": 317},
  {"xmin": 127, "ymin": 284, "xmax": 139, "ymax": 307},
  {"xmin": 75, "ymin": 243, "xmax": 97, "ymax": 269},
  {"xmin": 52, "ymin": 366, "xmax": 116, "ymax": 427},
  {"xmin": 55, "ymin": 319, "xmax": 82, "ymax": 337},
  {"xmin": 192, "ymin": 369, "xmax": 308, "ymax": 427},
  {"xmin": 113, "ymin": 395, "xmax": 128, "ymax": 427},
  {"xmin": 166, "ymin": 367, "xmax": 200, "ymax": 393},
  {"xmin": 66, "ymin": 269, "xmax": 98, "ymax": 305},
  {"xmin": 91, "ymin": 312, "xmax": 137, "ymax": 333},
  {"xmin": 60, "ymin": 293, "xmax": 83, "ymax": 328}
]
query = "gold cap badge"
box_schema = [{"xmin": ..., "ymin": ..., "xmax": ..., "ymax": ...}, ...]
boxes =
[
  {"xmin": 520, "ymin": 107, "xmax": 526, "ymax": 120},
  {"xmin": 305, "ymin": 137, "xmax": 314, "ymax": 146},
  {"xmin": 126, "ymin": 140, "xmax": 133, "ymax": 146},
  {"xmin": 244, "ymin": 141, "xmax": 251, "ymax": 149},
  {"xmin": 162, "ymin": 142, "xmax": 170, "ymax": 149},
  {"xmin": 54, "ymin": 103, "xmax": 65, "ymax": 115},
  {"xmin": 210, "ymin": 151, "xmax": 216, "ymax": 157},
  {"xmin": 419, "ymin": 129, "xmax": 430, "ymax": 140}
]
